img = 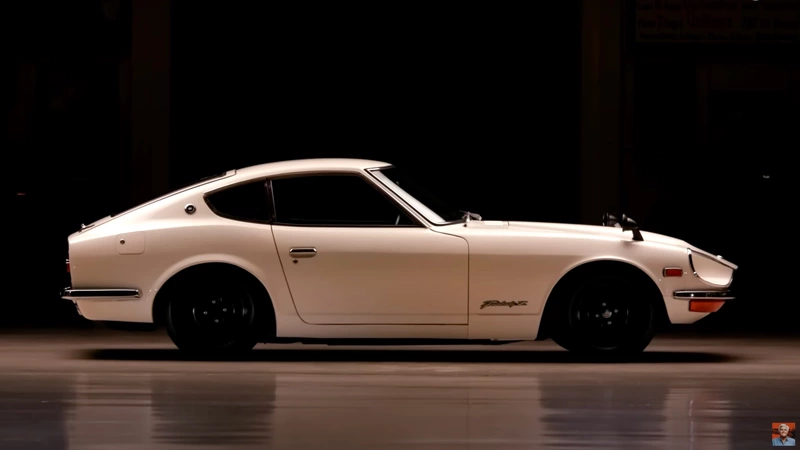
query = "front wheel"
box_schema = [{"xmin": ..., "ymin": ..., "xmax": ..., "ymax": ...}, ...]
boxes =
[
  {"xmin": 165, "ymin": 275, "xmax": 261, "ymax": 355},
  {"xmin": 550, "ymin": 273, "xmax": 656, "ymax": 356}
]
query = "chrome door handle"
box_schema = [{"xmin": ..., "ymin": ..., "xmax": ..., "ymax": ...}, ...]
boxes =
[{"xmin": 289, "ymin": 247, "xmax": 317, "ymax": 258}]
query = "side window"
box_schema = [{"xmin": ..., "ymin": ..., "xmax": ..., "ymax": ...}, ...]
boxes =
[
  {"xmin": 205, "ymin": 180, "xmax": 271, "ymax": 223},
  {"xmin": 270, "ymin": 175, "xmax": 416, "ymax": 226}
]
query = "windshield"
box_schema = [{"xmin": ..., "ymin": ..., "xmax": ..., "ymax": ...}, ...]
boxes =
[{"xmin": 370, "ymin": 167, "xmax": 465, "ymax": 225}]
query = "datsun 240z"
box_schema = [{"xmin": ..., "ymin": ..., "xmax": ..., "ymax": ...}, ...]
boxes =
[{"xmin": 62, "ymin": 159, "xmax": 737, "ymax": 356}]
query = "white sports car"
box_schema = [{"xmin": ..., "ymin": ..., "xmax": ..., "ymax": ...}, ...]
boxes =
[{"xmin": 62, "ymin": 158, "xmax": 737, "ymax": 356}]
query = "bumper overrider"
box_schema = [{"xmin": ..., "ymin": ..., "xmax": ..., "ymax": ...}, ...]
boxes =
[{"xmin": 672, "ymin": 248, "xmax": 737, "ymax": 313}]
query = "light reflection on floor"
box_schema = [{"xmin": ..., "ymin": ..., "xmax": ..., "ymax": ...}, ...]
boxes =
[
  {"xmin": 0, "ymin": 332, "xmax": 798, "ymax": 450},
  {"xmin": 1, "ymin": 372, "xmax": 789, "ymax": 450}
]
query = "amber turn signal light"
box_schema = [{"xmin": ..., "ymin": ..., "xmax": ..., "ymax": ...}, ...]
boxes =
[{"xmin": 689, "ymin": 300, "xmax": 725, "ymax": 313}]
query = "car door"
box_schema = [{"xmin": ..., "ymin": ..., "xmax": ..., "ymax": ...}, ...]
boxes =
[{"xmin": 269, "ymin": 172, "xmax": 468, "ymax": 325}]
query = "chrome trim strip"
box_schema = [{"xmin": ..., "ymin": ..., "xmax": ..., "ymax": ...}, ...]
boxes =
[
  {"xmin": 62, "ymin": 288, "xmax": 141, "ymax": 299},
  {"xmin": 688, "ymin": 248, "xmax": 738, "ymax": 270},
  {"xmin": 673, "ymin": 290, "xmax": 734, "ymax": 300}
]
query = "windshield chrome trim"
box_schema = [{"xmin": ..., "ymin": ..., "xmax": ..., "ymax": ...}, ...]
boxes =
[{"xmin": 365, "ymin": 167, "xmax": 466, "ymax": 227}]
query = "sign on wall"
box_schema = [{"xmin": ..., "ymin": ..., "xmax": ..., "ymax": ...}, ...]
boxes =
[{"xmin": 635, "ymin": 0, "xmax": 800, "ymax": 42}]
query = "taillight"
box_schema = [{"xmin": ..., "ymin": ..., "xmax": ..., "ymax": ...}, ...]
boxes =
[
  {"xmin": 65, "ymin": 257, "xmax": 72, "ymax": 289},
  {"xmin": 662, "ymin": 267, "xmax": 683, "ymax": 277}
]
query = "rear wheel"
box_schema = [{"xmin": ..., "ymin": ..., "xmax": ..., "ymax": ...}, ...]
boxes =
[
  {"xmin": 164, "ymin": 273, "xmax": 262, "ymax": 355},
  {"xmin": 550, "ymin": 272, "xmax": 656, "ymax": 356}
]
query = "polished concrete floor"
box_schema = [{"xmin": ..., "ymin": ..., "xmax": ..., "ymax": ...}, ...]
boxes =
[{"xmin": 0, "ymin": 329, "xmax": 798, "ymax": 449}]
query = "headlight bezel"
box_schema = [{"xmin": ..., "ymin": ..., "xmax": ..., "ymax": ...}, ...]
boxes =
[{"xmin": 687, "ymin": 248, "xmax": 737, "ymax": 287}]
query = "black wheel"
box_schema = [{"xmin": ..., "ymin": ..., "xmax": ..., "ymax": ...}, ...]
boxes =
[
  {"xmin": 550, "ymin": 272, "xmax": 656, "ymax": 356},
  {"xmin": 164, "ymin": 273, "xmax": 262, "ymax": 354}
]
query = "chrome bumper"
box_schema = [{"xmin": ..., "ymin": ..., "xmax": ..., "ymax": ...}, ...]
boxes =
[
  {"xmin": 673, "ymin": 290, "xmax": 734, "ymax": 300},
  {"xmin": 61, "ymin": 288, "xmax": 141, "ymax": 300}
]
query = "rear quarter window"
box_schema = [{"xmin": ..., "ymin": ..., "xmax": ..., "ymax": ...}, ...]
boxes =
[{"xmin": 204, "ymin": 180, "xmax": 271, "ymax": 223}]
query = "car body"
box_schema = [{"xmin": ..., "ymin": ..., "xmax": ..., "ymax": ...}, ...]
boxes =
[{"xmin": 62, "ymin": 158, "xmax": 737, "ymax": 355}]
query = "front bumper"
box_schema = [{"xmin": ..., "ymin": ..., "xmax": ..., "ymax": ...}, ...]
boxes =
[
  {"xmin": 673, "ymin": 290, "xmax": 734, "ymax": 300},
  {"xmin": 673, "ymin": 289, "xmax": 734, "ymax": 312}
]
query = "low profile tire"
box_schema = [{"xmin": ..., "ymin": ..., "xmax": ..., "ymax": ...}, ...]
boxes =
[
  {"xmin": 164, "ymin": 272, "xmax": 263, "ymax": 355},
  {"xmin": 550, "ymin": 271, "xmax": 656, "ymax": 356}
]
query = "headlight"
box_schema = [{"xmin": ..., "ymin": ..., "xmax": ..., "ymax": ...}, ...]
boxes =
[{"xmin": 687, "ymin": 248, "xmax": 737, "ymax": 287}]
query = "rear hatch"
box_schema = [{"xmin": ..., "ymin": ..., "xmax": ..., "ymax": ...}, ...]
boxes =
[{"xmin": 73, "ymin": 170, "xmax": 236, "ymax": 234}]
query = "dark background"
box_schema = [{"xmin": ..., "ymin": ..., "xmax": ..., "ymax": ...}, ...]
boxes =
[{"xmin": 2, "ymin": 0, "xmax": 798, "ymax": 330}]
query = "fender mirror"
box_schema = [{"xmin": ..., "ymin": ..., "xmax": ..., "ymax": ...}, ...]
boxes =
[
  {"xmin": 602, "ymin": 212, "xmax": 643, "ymax": 241},
  {"xmin": 602, "ymin": 213, "xmax": 620, "ymax": 227},
  {"xmin": 620, "ymin": 214, "xmax": 643, "ymax": 241}
]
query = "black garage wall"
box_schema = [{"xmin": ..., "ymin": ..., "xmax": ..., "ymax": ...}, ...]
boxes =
[
  {"xmin": 3, "ymin": 2, "xmax": 581, "ymax": 327},
  {"xmin": 170, "ymin": 3, "xmax": 583, "ymax": 224}
]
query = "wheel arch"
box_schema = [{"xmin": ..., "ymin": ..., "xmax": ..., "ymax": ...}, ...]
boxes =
[
  {"xmin": 536, "ymin": 259, "xmax": 668, "ymax": 340},
  {"xmin": 151, "ymin": 261, "xmax": 276, "ymax": 338}
]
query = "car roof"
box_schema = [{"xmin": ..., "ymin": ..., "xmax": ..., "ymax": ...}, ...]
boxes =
[
  {"xmin": 233, "ymin": 158, "xmax": 392, "ymax": 178},
  {"xmin": 80, "ymin": 159, "xmax": 394, "ymax": 228}
]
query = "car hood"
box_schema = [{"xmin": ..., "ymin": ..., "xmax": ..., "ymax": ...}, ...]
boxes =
[{"xmin": 461, "ymin": 220, "xmax": 690, "ymax": 248}]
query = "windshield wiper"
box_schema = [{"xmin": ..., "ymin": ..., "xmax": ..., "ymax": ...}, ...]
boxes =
[{"xmin": 460, "ymin": 210, "xmax": 482, "ymax": 226}]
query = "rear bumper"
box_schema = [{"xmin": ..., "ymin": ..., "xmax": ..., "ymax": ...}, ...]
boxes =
[
  {"xmin": 61, "ymin": 288, "xmax": 141, "ymax": 300},
  {"xmin": 61, "ymin": 287, "xmax": 153, "ymax": 323}
]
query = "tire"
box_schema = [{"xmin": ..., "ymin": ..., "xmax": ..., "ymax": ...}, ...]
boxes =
[
  {"xmin": 550, "ymin": 271, "xmax": 656, "ymax": 356},
  {"xmin": 164, "ymin": 271, "xmax": 263, "ymax": 355}
]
